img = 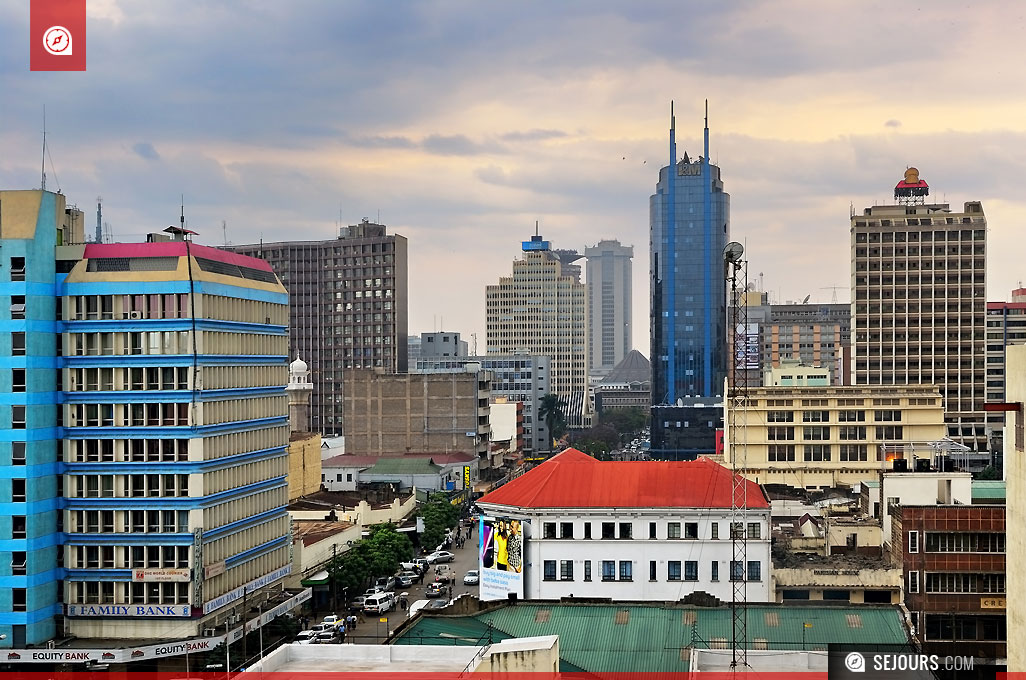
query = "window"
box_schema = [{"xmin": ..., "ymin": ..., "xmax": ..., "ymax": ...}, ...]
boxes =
[
  {"xmin": 924, "ymin": 532, "xmax": 1005, "ymax": 553},
  {"xmin": 12, "ymin": 442, "xmax": 25, "ymax": 465},
  {"xmin": 747, "ymin": 522, "xmax": 761, "ymax": 540},
  {"xmin": 804, "ymin": 444, "xmax": 831, "ymax": 461},
  {"xmin": 335, "ymin": 474, "xmax": 343, "ymax": 482},
  {"xmin": 767, "ymin": 426, "xmax": 794, "ymax": 441},
  {"xmin": 12, "ymin": 588, "xmax": 26, "ymax": 612},
  {"xmin": 560, "ymin": 560, "xmax": 574, "ymax": 581},
  {"xmin": 767, "ymin": 411, "xmax": 794, "ymax": 422},
  {"xmin": 619, "ymin": 561, "xmax": 632, "ymax": 581},
  {"xmin": 668, "ymin": 522, "xmax": 681, "ymax": 539},
  {"xmin": 839, "ymin": 444, "xmax": 868, "ymax": 461},
  {"xmin": 601, "ymin": 560, "xmax": 616, "ymax": 581},
  {"xmin": 908, "ymin": 570, "xmax": 919, "ymax": 594},
  {"xmin": 684, "ymin": 522, "xmax": 698, "ymax": 539},
  {"xmin": 649, "ymin": 561, "xmax": 657, "ymax": 581},
  {"xmin": 838, "ymin": 410, "xmax": 865, "ymax": 422},
  {"xmin": 584, "ymin": 561, "xmax": 592, "ymax": 581},
  {"xmin": 11, "ymin": 332, "xmax": 25, "ymax": 356},
  {"xmin": 730, "ymin": 561, "xmax": 744, "ymax": 581},
  {"xmin": 619, "ymin": 522, "xmax": 632, "ymax": 539},
  {"xmin": 560, "ymin": 522, "xmax": 574, "ymax": 539},
  {"xmin": 747, "ymin": 561, "xmax": 762, "ymax": 581},
  {"xmin": 12, "ymin": 516, "xmax": 26, "ymax": 539},
  {"xmin": 685, "ymin": 561, "xmax": 699, "ymax": 581},
  {"xmin": 12, "ymin": 479, "xmax": 25, "ymax": 502},
  {"xmin": 584, "ymin": 523, "xmax": 592, "ymax": 540},
  {"xmin": 874, "ymin": 410, "xmax": 901, "ymax": 422},
  {"xmin": 601, "ymin": 522, "xmax": 616, "ymax": 539},
  {"xmin": 649, "ymin": 522, "xmax": 657, "ymax": 539},
  {"xmin": 668, "ymin": 561, "xmax": 682, "ymax": 581},
  {"xmin": 11, "ymin": 295, "xmax": 25, "ymax": 319},
  {"xmin": 711, "ymin": 523, "xmax": 719, "ymax": 540},
  {"xmin": 876, "ymin": 426, "xmax": 903, "ymax": 440},
  {"xmin": 711, "ymin": 561, "xmax": 719, "ymax": 581},
  {"xmin": 543, "ymin": 560, "xmax": 556, "ymax": 581},
  {"xmin": 768, "ymin": 444, "xmax": 795, "ymax": 461},
  {"xmin": 346, "ymin": 473, "xmax": 353, "ymax": 482},
  {"xmin": 803, "ymin": 410, "xmax": 829, "ymax": 422},
  {"xmin": 838, "ymin": 426, "xmax": 866, "ymax": 440},
  {"xmin": 11, "ymin": 551, "xmax": 26, "ymax": 575},
  {"xmin": 10, "ymin": 257, "xmax": 25, "ymax": 281},
  {"xmin": 12, "ymin": 405, "xmax": 25, "ymax": 429},
  {"xmin": 803, "ymin": 426, "xmax": 830, "ymax": 441},
  {"xmin": 543, "ymin": 522, "xmax": 557, "ymax": 539},
  {"xmin": 730, "ymin": 522, "xmax": 745, "ymax": 539}
]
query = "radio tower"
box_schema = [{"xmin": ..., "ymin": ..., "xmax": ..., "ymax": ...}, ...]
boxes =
[
  {"xmin": 95, "ymin": 197, "xmax": 104, "ymax": 244},
  {"xmin": 724, "ymin": 241, "xmax": 749, "ymax": 673}
]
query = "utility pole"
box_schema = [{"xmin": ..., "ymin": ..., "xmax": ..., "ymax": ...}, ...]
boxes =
[{"xmin": 332, "ymin": 543, "xmax": 339, "ymax": 613}]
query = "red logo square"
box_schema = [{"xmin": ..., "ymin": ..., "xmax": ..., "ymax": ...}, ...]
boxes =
[{"xmin": 31, "ymin": 0, "xmax": 86, "ymax": 71}]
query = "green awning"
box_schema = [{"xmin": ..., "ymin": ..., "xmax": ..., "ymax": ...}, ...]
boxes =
[{"xmin": 301, "ymin": 569, "xmax": 329, "ymax": 586}]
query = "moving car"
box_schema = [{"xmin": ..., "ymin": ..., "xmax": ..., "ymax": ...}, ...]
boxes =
[
  {"xmin": 425, "ymin": 582, "xmax": 445, "ymax": 598},
  {"xmin": 426, "ymin": 550, "xmax": 455, "ymax": 564},
  {"xmin": 463, "ymin": 570, "xmax": 480, "ymax": 585},
  {"xmin": 434, "ymin": 565, "xmax": 454, "ymax": 583}
]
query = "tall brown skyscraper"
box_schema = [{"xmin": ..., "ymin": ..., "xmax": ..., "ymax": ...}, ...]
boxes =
[
  {"xmin": 851, "ymin": 168, "xmax": 987, "ymax": 453},
  {"xmin": 233, "ymin": 219, "xmax": 408, "ymax": 435}
]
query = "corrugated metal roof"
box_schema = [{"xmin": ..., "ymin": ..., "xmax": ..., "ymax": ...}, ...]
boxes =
[
  {"xmin": 972, "ymin": 480, "xmax": 1006, "ymax": 500},
  {"xmin": 392, "ymin": 603, "xmax": 911, "ymax": 673}
]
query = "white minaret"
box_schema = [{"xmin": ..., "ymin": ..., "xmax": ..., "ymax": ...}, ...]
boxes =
[{"xmin": 286, "ymin": 355, "xmax": 314, "ymax": 432}]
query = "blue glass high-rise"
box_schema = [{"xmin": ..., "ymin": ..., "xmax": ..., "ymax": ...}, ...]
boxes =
[{"xmin": 649, "ymin": 104, "xmax": 730, "ymax": 404}]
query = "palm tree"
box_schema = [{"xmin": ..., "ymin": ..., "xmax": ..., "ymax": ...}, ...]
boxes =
[{"xmin": 537, "ymin": 393, "xmax": 566, "ymax": 449}]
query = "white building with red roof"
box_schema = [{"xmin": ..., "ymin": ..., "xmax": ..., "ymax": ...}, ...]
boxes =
[{"xmin": 476, "ymin": 449, "xmax": 771, "ymax": 602}]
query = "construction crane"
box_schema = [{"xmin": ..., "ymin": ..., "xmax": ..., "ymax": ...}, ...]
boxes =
[{"xmin": 820, "ymin": 286, "xmax": 847, "ymax": 303}]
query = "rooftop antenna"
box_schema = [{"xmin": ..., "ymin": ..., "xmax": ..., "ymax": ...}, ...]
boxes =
[
  {"xmin": 222, "ymin": 220, "xmax": 228, "ymax": 247},
  {"xmin": 180, "ymin": 195, "xmax": 185, "ymax": 232},
  {"xmin": 95, "ymin": 197, "xmax": 103, "ymax": 244},
  {"xmin": 535, "ymin": 220, "xmax": 539, "ymax": 237}
]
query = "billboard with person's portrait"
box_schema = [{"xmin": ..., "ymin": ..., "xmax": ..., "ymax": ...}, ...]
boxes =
[{"xmin": 478, "ymin": 516, "xmax": 525, "ymax": 601}]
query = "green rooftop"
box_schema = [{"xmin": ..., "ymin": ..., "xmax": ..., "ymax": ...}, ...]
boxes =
[
  {"xmin": 365, "ymin": 457, "xmax": 443, "ymax": 476},
  {"xmin": 972, "ymin": 480, "xmax": 1006, "ymax": 501},
  {"xmin": 392, "ymin": 602, "xmax": 911, "ymax": 674}
]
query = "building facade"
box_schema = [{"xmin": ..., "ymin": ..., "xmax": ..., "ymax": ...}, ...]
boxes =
[
  {"xmin": 415, "ymin": 354, "xmax": 551, "ymax": 454},
  {"xmin": 584, "ymin": 240, "xmax": 632, "ymax": 379},
  {"xmin": 985, "ymin": 288, "xmax": 1026, "ymax": 455},
  {"xmin": 61, "ymin": 236, "xmax": 292, "ymax": 640},
  {"xmin": 851, "ymin": 170, "xmax": 987, "ymax": 451},
  {"xmin": 749, "ymin": 301, "xmax": 851, "ymax": 387},
  {"xmin": 893, "ymin": 505, "xmax": 1006, "ymax": 664},
  {"xmin": 419, "ymin": 331, "xmax": 469, "ymax": 358},
  {"xmin": 725, "ymin": 385, "xmax": 946, "ymax": 490},
  {"xmin": 1003, "ymin": 344, "xmax": 1026, "ymax": 672},
  {"xmin": 650, "ymin": 110, "xmax": 729, "ymax": 406},
  {"xmin": 342, "ymin": 368, "xmax": 492, "ymax": 462},
  {"xmin": 485, "ymin": 234, "xmax": 589, "ymax": 428},
  {"xmin": 232, "ymin": 219, "xmax": 409, "ymax": 435},
  {"xmin": 593, "ymin": 349, "xmax": 651, "ymax": 414},
  {"xmin": 477, "ymin": 449, "xmax": 771, "ymax": 602}
]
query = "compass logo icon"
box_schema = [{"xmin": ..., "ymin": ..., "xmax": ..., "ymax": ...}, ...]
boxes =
[{"xmin": 43, "ymin": 26, "xmax": 73, "ymax": 55}]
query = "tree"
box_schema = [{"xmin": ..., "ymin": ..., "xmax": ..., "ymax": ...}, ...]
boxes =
[
  {"xmin": 600, "ymin": 406, "xmax": 649, "ymax": 443},
  {"xmin": 326, "ymin": 524, "xmax": 414, "ymax": 601},
  {"xmin": 538, "ymin": 393, "xmax": 567, "ymax": 444},
  {"xmin": 976, "ymin": 465, "xmax": 1001, "ymax": 481}
]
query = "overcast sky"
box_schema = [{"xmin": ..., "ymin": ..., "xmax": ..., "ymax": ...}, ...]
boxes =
[{"xmin": 4, "ymin": 1, "xmax": 1026, "ymax": 353}]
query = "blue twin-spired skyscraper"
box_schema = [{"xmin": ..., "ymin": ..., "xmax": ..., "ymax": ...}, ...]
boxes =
[{"xmin": 650, "ymin": 103, "xmax": 730, "ymax": 405}]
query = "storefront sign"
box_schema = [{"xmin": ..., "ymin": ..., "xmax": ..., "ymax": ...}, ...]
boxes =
[
  {"xmin": 65, "ymin": 604, "xmax": 191, "ymax": 617},
  {"xmin": 132, "ymin": 568, "xmax": 191, "ymax": 583},
  {"xmin": 202, "ymin": 564, "xmax": 292, "ymax": 614},
  {"xmin": 204, "ymin": 561, "xmax": 226, "ymax": 579},
  {"xmin": 981, "ymin": 597, "xmax": 1006, "ymax": 609}
]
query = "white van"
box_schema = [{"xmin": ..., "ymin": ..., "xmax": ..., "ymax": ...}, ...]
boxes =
[{"xmin": 363, "ymin": 592, "xmax": 396, "ymax": 614}]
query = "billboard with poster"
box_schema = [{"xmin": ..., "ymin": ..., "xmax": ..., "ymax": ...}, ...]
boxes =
[{"xmin": 478, "ymin": 516, "xmax": 525, "ymax": 601}]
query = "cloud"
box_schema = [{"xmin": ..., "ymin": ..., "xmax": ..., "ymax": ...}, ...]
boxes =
[
  {"xmin": 421, "ymin": 134, "xmax": 504, "ymax": 156},
  {"xmin": 885, "ymin": 120, "xmax": 902, "ymax": 128},
  {"xmin": 132, "ymin": 142, "xmax": 161, "ymax": 160},
  {"xmin": 500, "ymin": 129, "xmax": 568, "ymax": 142},
  {"xmin": 342, "ymin": 134, "xmax": 417, "ymax": 149}
]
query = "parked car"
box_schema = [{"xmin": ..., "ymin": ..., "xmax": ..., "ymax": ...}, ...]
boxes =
[
  {"xmin": 434, "ymin": 565, "xmax": 454, "ymax": 583},
  {"xmin": 427, "ymin": 550, "xmax": 455, "ymax": 564},
  {"xmin": 374, "ymin": 575, "xmax": 397, "ymax": 592},
  {"xmin": 397, "ymin": 571, "xmax": 417, "ymax": 588},
  {"xmin": 315, "ymin": 630, "xmax": 340, "ymax": 644},
  {"xmin": 363, "ymin": 591, "xmax": 396, "ymax": 614},
  {"xmin": 294, "ymin": 630, "xmax": 317, "ymax": 644},
  {"xmin": 463, "ymin": 570, "xmax": 480, "ymax": 585},
  {"xmin": 309, "ymin": 623, "xmax": 332, "ymax": 634},
  {"xmin": 322, "ymin": 614, "xmax": 347, "ymax": 629},
  {"xmin": 409, "ymin": 598, "xmax": 449, "ymax": 617},
  {"xmin": 425, "ymin": 582, "xmax": 445, "ymax": 598},
  {"xmin": 400, "ymin": 558, "xmax": 429, "ymax": 571}
]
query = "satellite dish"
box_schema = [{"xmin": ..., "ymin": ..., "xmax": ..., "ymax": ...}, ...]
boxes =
[
  {"xmin": 802, "ymin": 294, "xmax": 811, "ymax": 304},
  {"xmin": 723, "ymin": 242, "xmax": 744, "ymax": 263}
]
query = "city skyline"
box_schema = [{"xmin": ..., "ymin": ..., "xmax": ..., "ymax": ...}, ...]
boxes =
[{"xmin": 4, "ymin": 2, "xmax": 1026, "ymax": 353}]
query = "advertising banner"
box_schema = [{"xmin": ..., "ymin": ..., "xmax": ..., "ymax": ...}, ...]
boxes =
[
  {"xmin": 132, "ymin": 568, "xmax": 191, "ymax": 583},
  {"xmin": 478, "ymin": 516, "xmax": 525, "ymax": 601}
]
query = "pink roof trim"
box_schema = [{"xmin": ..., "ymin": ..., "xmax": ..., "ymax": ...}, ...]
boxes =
[{"xmin": 83, "ymin": 242, "xmax": 274, "ymax": 272}]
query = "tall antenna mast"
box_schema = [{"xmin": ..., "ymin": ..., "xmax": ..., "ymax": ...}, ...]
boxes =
[
  {"xmin": 95, "ymin": 197, "xmax": 103, "ymax": 244},
  {"xmin": 180, "ymin": 195, "xmax": 186, "ymax": 231},
  {"xmin": 222, "ymin": 220, "xmax": 228, "ymax": 247}
]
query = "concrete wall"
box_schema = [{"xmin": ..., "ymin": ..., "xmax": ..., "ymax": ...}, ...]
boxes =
[
  {"xmin": 880, "ymin": 472, "xmax": 972, "ymax": 546},
  {"xmin": 1004, "ymin": 344, "xmax": 1026, "ymax": 672},
  {"xmin": 773, "ymin": 567, "xmax": 901, "ymax": 604},
  {"xmin": 290, "ymin": 523, "xmax": 364, "ymax": 586},
  {"xmin": 290, "ymin": 495, "xmax": 416, "ymax": 527},
  {"xmin": 477, "ymin": 635, "xmax": 560, "ymax": 673},
  {"xmin": 288, "ymin": 433, "xmax": 322, "ymax": 501}
]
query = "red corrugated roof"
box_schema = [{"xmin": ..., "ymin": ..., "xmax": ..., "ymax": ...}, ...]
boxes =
[
  {"xmin": 83, "ymin": 242, "xmax": 274, "ymax": 272},
  {"xmin": 479, "ymin": 448, "xmax": 768, "ymax": 509}
]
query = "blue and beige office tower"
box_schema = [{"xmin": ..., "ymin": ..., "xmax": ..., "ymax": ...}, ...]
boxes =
[
  {"xmin": 649, "ymin": 105, "xmax": 729, "ymax": 458},
  {"xmin": 1, "ymin": 189, "xmax": 292, "ymax": 644}
]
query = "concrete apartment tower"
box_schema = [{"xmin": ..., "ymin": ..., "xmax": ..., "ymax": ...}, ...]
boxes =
[
  {"xmin": 232, "ymin": 218, "xmax": 408, "ymax": 436},
  {"xmin": 584, "ymin": 239, "xmax": 633, "ymax": 381},
  {"xmin": 851, "ymin": 168, "xmax": 988, "ymax": 453},
  {"xmin": 486, "ymin": 231, "xmax": 590, "ymax": 428}
]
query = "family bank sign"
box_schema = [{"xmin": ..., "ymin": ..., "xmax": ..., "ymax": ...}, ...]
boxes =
[{"xmin": 65, "ymin": 604, "xmax": 190, "ymax": 617}]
